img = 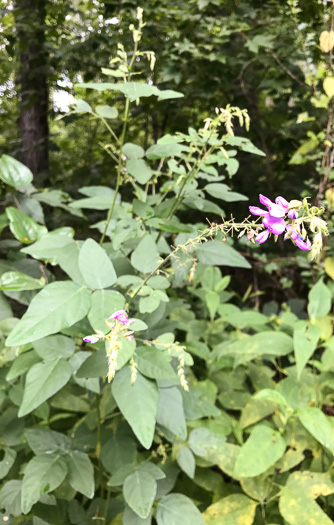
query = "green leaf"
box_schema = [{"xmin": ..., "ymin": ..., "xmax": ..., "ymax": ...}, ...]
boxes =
[
  {"xmin": 279, "ymin": 471, "xmax": 334, "ymax": 525},
  {"xmin": 32, "ymin": 334, "xmax": 75, "ymax": 361},
  {"xmin": 18, "ymin": 358, "xmax": 72, "ymax": 417},
  {"xmin": 224, "ymin": 136, "xmax": 265, "ymax": 156},
  {"xmin": 123, "ymin": 506, "xmax": 152, "ymax": 524},
  {"xmin": 112, "ymin": 367, "xmax": 159, "ymax": 449},
  {"xmin": 157, "ymin": 386, "xmax": 187, "ymax": 440},
  {"xmin": 88, "ymin": 290, "xmax": 125, "ymax": 332},
  {"xmin": 6, "ymin": 282, "xmax": 91, "ymax": 346},
  {"xmin": 122, "ymin": 143, "xmax": 145, "ymax": 160},
  {"xmin": 74, "ymin": 99, "xmax": 92, "ymax": 113},
  {"xmin": 131, "ymin": 235, "xmax": 160, "ymax": 273},
  {"xmin": 234, "ymin": 425, "xmax": 286, "ymax": 478},
  {"xmin": 215, "ymin": 331, "xmax": 293, "ymax": 366},
  {"xmin": 197, "ymin": 241, "xmax": 251, "ymax": 269},
  {"xmin": 0, "ymin": 480, "xmax": 22, "ymax": 517},
  {"xmin": 136, "ymin": 347, "xmax": 176, "ymax": 380},
  {"xmin": 157, "ymin": 89, "xmax": 184, "ymax": 101},
  {"xmin": 21, "ymin": 232, "xmax": 74, "ymax": 260},
  {"xmin": 308, "ymin": 279, "xmax": 332, "ymax": 319},
  {"xmin": 6, "ymin": 207, "xmax": 47, "ymax": 244},
  {"xmin": 294, "ymin": 321, "xmax": 320, "ymax": 380},
  {"xmin": 25, "ymin": 429, "xmax": 71, "ymax": 455},
  {"xmin": 146, "ymin": 143, "xmax": 190, "ymax": 159},
  {"xmin": 0, "ymin": 271, "xmax": 45, "ymax": 291},
  {"xmin": 123, "ymin": 470, "xmax": 157, "ymax": 519},
  {"xmin": 95, "ymin": 105, "xmax": 118, "ymax": 119},
  {"xmin": 297, "ymin": 406, "xmax": 334, "ymax": 454},
  {"xmin": 156, "ymin": 493, "xmax": 205, "ymax": 525},
  {"xmin": 79, "ymin": 238, "xmax": 117, "ymax": 289},
  {"xmin": 21, "ymin": 454, "xmax": 68, "ymax": 514},
  {"xmin": 202, "ymin": 494, "xmax": 257, "ymax": 524},
  {"xmin": 67, "ymin": 451, "xmax": 94, "ymax": 498},
  {"xmin": 127, "ymin": 159, "xmax": 153, "ymax": 184},
  {"xmin": 176, "ymin": 446, "xmax": 195, "ymax": 479},
  {"xmin": 77, "ymin": 348, "xmax": 106, "ymax": 378},
  {"xmin": 0, "ymin": 447, "xmax": 17, "ymax": 479},
  {"xmin": 205, "ymin": 183, "xmax": 248, "ymax": 202},
  {"xmin": 0, "ymin": 154, "xmax": 33, "ymax": 189},
  {"xmin": 6, "ymin": 350, "xmax": 40, "ymax": 381}
]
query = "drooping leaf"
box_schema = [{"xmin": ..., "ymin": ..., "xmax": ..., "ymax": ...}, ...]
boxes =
[
  {"xmin": 18, "ymin": 358, "xmax": 72, "ymax": 417},
  {"xmin": 6, "ymin": 282, "xmax": 91, "ymax": 346},
  {"xmin": 297, "ymin": 406, "xmax": 334, "ymax": 454},
  {"xmin": 0, "ymin": 447, "xmax": 17, "ymax": 479},
  {"xmin": 136, "ymin": 347, "xmax": 176, "ymax": 380},
  {"xmin": 0, "ymin": 155, "xmax": 33, "ymax": 189},
  {"xmin": 112, "ymin": 367, "xmax": 159, "ymax": 449},
  {"xmin": 176, "ymin": 446, "xmax": 195, "ymax": 479},
  {"xmin": 126, "ymin": 159, "xmax": 153, "ymax": 184},
  {"xmin": 293, "ymin": 321, "xmax": 320, "ymax": 380},
  {"xmin": 79, "ymin": 238, "xmax": 117, "ymax": 289},
  {"xmin": 156, "ymin": 386, "xmax": 187, "ymax": 440},
  {"xmin": 123, "ymin": 470, "xmax": 157, "ymax": 519},
  {"xmin": 131, "ymin": 235, "xmax": 160, "ymax": 273},
  {"xmin": 307, "ymin": 279, "xmax": 332, "ymax": 319},
  {"xmin": 0, "ymin": 480, "xmax": 22, "ymax": 517},
  {"xmin": 74, "ymin": 99, "xmax": 92, "ymax": 113},
  {"xmin": 21, "ymin": 454, "xmax": 68, "ymax": 514},
  {"xmin": 66, "ymin": 451, "xmax": 95, "ymax": 498},
  {"xmin": 205, "ymin": 183, "xmax": 248, "ymax": 202}
]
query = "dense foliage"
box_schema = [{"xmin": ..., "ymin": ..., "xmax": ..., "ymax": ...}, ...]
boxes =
[{"xmin": 0, "ymin": 2, "xmax": 334, "ymax": 525}]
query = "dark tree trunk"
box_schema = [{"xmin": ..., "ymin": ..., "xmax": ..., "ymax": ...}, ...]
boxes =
[{"xmin": 15, "ymin": 0, "xmax": 49, "ymax": 176}]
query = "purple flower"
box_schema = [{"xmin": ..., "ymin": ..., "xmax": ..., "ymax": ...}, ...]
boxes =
[
  {"xmin": 285, "ymin": 225, "xmax": 310, "ymax": 251},
  {"xmin": 124, "ymin": 330, "xmax": 134, "ymax": 342},
  {"xmin": 83, "ymin": 335, "xmax": 99, "ymax": 344},
  {"xmin": 262, "ymin": 215, "xmax": 286, "ymax": 235},
  {"xmin": 255, "ymin": 230, "xmax": 270, "ymax": 244},
  {"xmin": 288, "ymin": 209, "xmax": 298, "ymax": 219},
  {"xmin": 108, "ymin": 310, "xmax": 129, "ymax": 324}
]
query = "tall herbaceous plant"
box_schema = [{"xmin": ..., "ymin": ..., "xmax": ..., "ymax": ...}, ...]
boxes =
[{"xmin": 0, "ymin": 8, "xmax": 332, "ymax": 525}]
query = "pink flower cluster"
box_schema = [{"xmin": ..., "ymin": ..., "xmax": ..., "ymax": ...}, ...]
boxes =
[
  {"xmin": 249, "ymin": 194, "xmax": 310, "ymax": 251},
  {"xmin": 83, "ymin": 310, "xmax": 134, "ymax": 344}
]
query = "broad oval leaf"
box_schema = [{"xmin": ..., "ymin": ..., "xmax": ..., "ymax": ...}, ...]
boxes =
[
  {"xmin": 123, "ymin": 470, "xmax": 157, "ymax": 519},
  {"xmin": 6, "ymin": 282, "xmax": 91, "ymax": 347},
  {"xmin": 127, "ymin": 159, "xmax": 153, "ymax": 184},
  {"xmin": 88, "ymin": 289, "xmax": 125, "ymax": 332},
  {"xmin": 6, "ymin": 207, "xmax": 47, "ymax": 244},
  {"xmin": 0, "ymin": 155, "xmax": 33, "ymax": 189},
  {"xmin": 157, "ymin": 386, "xmax": 187, "ymax": 440},
  {"xmin": 202, "ymin": 494, "xmax": 257, "ymax": 524},
  {"xmin": 21, "ymin": 454, "xmax": 68, "ymax": 514},
  {"xmin": 122, "ymin": 143, "xmax": 145, "ymax": 160},
  {"xmin": 112, "ymin": 367, "xmax": 159, "ymax": 449},
  {"xmin": 131, "ymin": 235, "xmax": 160, "ymax": 273},
  {"xmin": 18, "ymin": 358, "xmax": 72, "ymax": 417},
  {"xmin": 136, "ymin": 346, "xmax": 176, "ymax": 380},
  {"xmin": 0, "ymin": 447, "xmax": 17, "ymax": 479},
  {"xmin": 79, "ymin": 238, "xmax": 117, "ymax": 289},
  {"xmin": 0, "ymin": 271, "xmax": 45, "ymax": 291},
  {"xmin": 234, "ymin": 425, "xmax": 286, "ymax": 478},
  {"xmin": 95, "ymin": 105, "xmax": 118, "ymax": 119},
  {"xmin": 67, "ymin": 451, "xmax": 95, "ymax": 498},
  {"xmin": 307, "ymin": 279, "xmax": 332, "ymax": 319},
  {"xmin": 156, "ymin": 493, "xmax": 205, "ymax": 525},
  {"xmin": 197, "ymin": 241, "xmax": 251, "ymax": 269},
  {"xmin": 293, "ymin": 321, "xmax": 320, "ymax": 380},
  {"xmin": 297, "ymin": 406, "xmax": 334, "ymax": 454}
]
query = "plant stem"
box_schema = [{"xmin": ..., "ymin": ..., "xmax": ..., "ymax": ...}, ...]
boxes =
[{"xmin": 99, "ymin": 40, "xmax": 139, "ymax": 245}]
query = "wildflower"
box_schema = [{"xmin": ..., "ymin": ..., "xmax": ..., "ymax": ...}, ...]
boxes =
[
  {"xmin": 285, "ymin": 225, "xmax": 310, "ymax": 251},
  {"xmin": 124, "ymin": 330, "xmax": 134, "ymax": 342},
  {"xmin": 108, "ymin": 309, "xmax": 129, "ymax": 324},
  {"xmin": 83, "ymin": 335, "xmax": 99, "ymax": 344}
]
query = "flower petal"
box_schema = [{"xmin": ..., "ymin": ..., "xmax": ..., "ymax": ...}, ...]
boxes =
[
  {"xmin": 275, "ymin": 196, "xmax": 289, "ymax": 208},
  {"xmin": 83, "ymin": 335, "xmax": 99, "ymax": 344},
  {"xmin": 249, "ymin": 206, "xmax": 268, "ymax": 216},
  {"xmin": 288, "ymin": 209, "xmax": 298, "ymax": 219},
  {"xmin": 267, "ymin": 202, "xmax": 287, "ymax": 218},
  {"xmin": 259, "ymin": 194, "xmax": 273, "ymax": 207},
  {"xmin": 255, "ymin": 230, "xmax": 270, "ymax": 244},
  {"xmin": 263, "ymin": 216, "xmax": 286, "ymax": 235},
  {"xmin": 108, "ymin": 310, "xmax": 129, "ymax": 324},
  {"xmin": 294, "ymin": 236, "xmax": 311, "ymax": 251}
]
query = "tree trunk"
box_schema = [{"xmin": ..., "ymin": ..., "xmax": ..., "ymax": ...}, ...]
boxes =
[{"xmin": 15, "ymin": 0, "xmax": 49, "ymax": 176}]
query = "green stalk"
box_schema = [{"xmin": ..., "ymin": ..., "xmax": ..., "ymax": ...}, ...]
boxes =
[{"xmin": 99, "ymin": 40, "xmax": 139, "ymax": 245}]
